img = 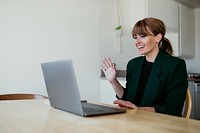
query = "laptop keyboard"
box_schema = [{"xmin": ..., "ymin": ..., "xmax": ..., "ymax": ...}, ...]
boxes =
[
  {"xmin": 83, "ymin": 107, "xmax": 104, "ymax": 113},
  {"xmin": 81, "ymin": 101, "xmax": 126, "ymax": 116}
]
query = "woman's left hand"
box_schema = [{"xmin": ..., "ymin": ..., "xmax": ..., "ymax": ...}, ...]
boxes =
[{"xmin": 113, "ymin": 100, "xmax": 138, "ymax": 109}]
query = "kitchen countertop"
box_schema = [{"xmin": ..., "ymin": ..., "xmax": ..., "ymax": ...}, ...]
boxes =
[
  {"xmin": 188, "ymin": 73, "xmax": 200, "ymax": 82},
  {"xmin": 101, "ymin": 70, "xmax": 126, "ymax": 78},
  {"xmin": 101, "ymin": 70, "xmax": 200, "ymax": 82},
  {"xmin": 188, "ymin": 77, "xmax": 200, "ymax": 83}
]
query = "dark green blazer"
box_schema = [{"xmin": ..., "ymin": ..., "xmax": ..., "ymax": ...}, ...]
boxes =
[{"xmin": 122, "ymin": 51, "xmax": 188, "ymax": 117}]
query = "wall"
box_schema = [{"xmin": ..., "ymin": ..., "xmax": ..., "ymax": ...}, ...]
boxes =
[
  {"xmin": 185, "ymin": 7, "xmax": 200, "ymax": 73},
  {"xmin": 0, "ymin": 0, "xmax": 101, "ymax": 101},
  {"xmin": 99, "ymin": 0, "xmax": 146, "ymax": 70}
]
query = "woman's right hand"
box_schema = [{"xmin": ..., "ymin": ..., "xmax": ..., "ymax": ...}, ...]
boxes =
[
  {"xmin": 113, "ymin": 100, "xmax": 138, "ymax": 109},
  {"xmin": 101, "ymin": 58, "xmax": 117, "ymax": 82}
]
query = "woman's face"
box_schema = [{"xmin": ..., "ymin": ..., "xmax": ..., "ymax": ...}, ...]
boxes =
[{"xmin": 133, "ymin": 34, "xmax": 161, "ymax": 56}]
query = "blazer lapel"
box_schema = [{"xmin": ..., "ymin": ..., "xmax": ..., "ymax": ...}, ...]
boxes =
[{"xmin": 140, "ymin": 52, "xmax": 164, "ymax": 106}]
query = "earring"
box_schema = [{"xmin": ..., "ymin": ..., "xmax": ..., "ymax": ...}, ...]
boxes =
[{"xmin": 158, "ymin": 41, "xmax": 162, "ymax": 48}]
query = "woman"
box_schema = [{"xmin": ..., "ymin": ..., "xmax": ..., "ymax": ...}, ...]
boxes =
[{"xmin": 101, "ymin": 17, "xmax": 188, "ymax": 117}]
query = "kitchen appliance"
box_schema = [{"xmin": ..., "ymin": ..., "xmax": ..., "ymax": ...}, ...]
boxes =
[{"xmin": 189, "ymin": 81, "xmax": 200, "ymax": 120}]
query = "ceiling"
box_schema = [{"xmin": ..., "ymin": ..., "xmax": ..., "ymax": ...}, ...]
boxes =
[{"xmin": 175, "ymin": 0, "xmax": 200, "ymax": 8}]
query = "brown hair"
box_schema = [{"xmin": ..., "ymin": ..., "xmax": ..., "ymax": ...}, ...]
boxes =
[{"xmin": 132, "ymin": 17, "xmax": 173, "ymax": 55}]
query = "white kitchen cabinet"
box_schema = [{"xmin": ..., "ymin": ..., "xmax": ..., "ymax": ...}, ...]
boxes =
[
  {"xmin": 146, "ymin": 0, "xmax": 179, "ymax": 32},
  {"xmin": 100, "ymin": 78, "xmax": 126, "ymax": 104},
  {"xmin": 164, "ymin": 0, "xmax": 179, "ymax": 32},
  {"xmin": 167, "ymin": 3, "xmax": 195, "ymax": 58},
  {"xmin": 146, "ymin": 0, "xmax": 165, "ymax": 21},
  {"xmin": 179, "ymin": 4, "xmax": 195, "ymax": 58}
]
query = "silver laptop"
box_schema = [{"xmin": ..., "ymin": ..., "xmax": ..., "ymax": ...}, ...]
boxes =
[{"xmin": 41, "ymin": 59, "xmax": 126, "ymax": 117}]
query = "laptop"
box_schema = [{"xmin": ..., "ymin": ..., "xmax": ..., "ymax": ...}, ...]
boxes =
[{"xmin": 41, "ymin": 59, "xmax": 126, "ymax": 117}]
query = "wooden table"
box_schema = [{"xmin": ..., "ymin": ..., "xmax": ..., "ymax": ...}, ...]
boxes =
[{"xmin": 0, "ymin": 99, "xmax": 199, "ymax": 133}]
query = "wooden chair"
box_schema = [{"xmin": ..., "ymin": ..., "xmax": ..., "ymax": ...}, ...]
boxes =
[
  {"xmin": 183, "ymin": 88, "xmax": 192, "ymax": 119},
  {"xmin": 0, "ymin": 93, "xmax": 48, "ymax": 100}
]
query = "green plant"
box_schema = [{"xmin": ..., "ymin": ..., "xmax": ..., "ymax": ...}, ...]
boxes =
[{"xmin": 115, "ymin": 25, "xmax": 122, "ymax": 30}]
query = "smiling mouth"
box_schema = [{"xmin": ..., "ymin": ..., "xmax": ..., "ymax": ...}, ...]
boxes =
[{"xmin": 137, "ymin": 45, "xmax": 145, "ymax": 50}]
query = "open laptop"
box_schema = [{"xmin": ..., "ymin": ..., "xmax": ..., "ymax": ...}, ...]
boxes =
[{"xmin": 41, "ymin": 59, "xmax": 126, "ymax": 117}]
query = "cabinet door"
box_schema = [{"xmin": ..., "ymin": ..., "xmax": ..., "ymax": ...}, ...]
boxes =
[
  {"xmin": 179, "ymin": 4, "xmax": 195, "ymax": 58},
  {"xmin": 146, "ymin": 0, "xmax": 178, "ymax": 32},
  {"xmin": 100, "ymin": 79, "xmax": 116, "ymax": 104},
  {"xmin": 165, "ymin": 0, "xmax": 179, "ymax": 32},
  {"xmin": 146, "ymin": 0, "xmax": 165, "ymax": 21},
  {"xmin": 100, "ymin": 79, "xmax": 126, "ymax": 104}
]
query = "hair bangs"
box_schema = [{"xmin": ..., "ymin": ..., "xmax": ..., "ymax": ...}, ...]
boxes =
[{"xmin": 132, "ymin": 21, "xmax": 153, "ymax": 37}]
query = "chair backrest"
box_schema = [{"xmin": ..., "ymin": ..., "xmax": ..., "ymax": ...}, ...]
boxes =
[
  {"xmin": 0, "ymin": 94, "xmax": 48, "ymax": 100},
  {"xmin": 183, "ymin": 88, "xmax": 192, "ymax": 119}
]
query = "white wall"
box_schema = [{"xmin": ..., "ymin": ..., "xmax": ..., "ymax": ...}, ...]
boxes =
[
  {"xmin": 99, "ymin": 0, "xmax": 146, "ymax": 70},
  {"xmin": 185, "ymin": 7, "xmax": 200, "ymax": 73},
  {"xmin": 0, "ymin": 0, "xmax": 101, "ymax": 101}
]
